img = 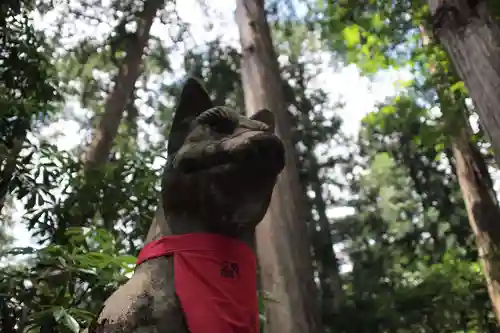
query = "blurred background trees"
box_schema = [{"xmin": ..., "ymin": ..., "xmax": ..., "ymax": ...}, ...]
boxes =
[{"xmin": 1, "ymin": 0, "xmax": 500, "ymax": 332}]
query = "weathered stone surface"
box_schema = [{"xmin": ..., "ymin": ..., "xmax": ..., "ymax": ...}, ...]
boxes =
[{"xmin": 88, "ymin": 78, "xmax": 285, "ymax": 333}]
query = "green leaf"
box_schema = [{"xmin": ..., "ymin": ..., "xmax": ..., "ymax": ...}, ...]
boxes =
[
  {"xmin": 37, "ymin": 192, "xmax": 45, "ymax": 206},
  {"xmin": 77, "ymin": 267, "xmax": 97, "ymax": 275},
  {"xmin": 450, "ymin": 81, "xmax": 465, "ymax": 92},
  {"xmin": 342, "ymin": 25, "xmax": 361, "ymax": 47},
  {"xmin": 52, "ymin": 307, "xmax": 80, "ymax": 333},
  {"xmin": 115, "ymin": 255, "xmax": 138, "ymax": 267},
  {"xmin": 43, "ymin": 168, "xmax": 51, "ymax": 186},
  {"xmin": 434, "ymin": 143, "xmax": 445, "ymax": 152},
  {"xmin": 371, "ymin": 13, "xmax": 384, "ymax": 30},
  {"xmin": 17, "ymin": 186, "xmax": 29, "ymax": 199},
  {"xmin": 25, "ymin": 324, "xmax": 41, "ymax": 333},
  {"xmin": 2, "ymin": 246, "xmax": 37, "ymax": 256},
  {"xmin": 53, "ymin": 307, "xmax": 66, "ymax": 321},
  {"xmin": 61, "ymin": 312, "xmax": 81, "ymax": 333},
  {"xmin": 26, "ymin": 194, "xmax": 36, "ymax": 209}
]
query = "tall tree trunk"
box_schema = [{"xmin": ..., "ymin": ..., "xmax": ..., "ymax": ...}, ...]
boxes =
[
  {"xmin": 419, "ymin": 13, "xmax": 500, "ymax": 325},
  {"xmin": 450, "ymin": 113, "xmax": 500, "ymax": 323},
  {"xmin": 307, "ymin": 160, "xmax": 343, "ymax": 320},
  {"xmin": 429, "ymin": 0, "xmax": 500, "ymax": 167},
  {"xmin": 235, "ymin": 1, "xmax": 323, "ymax": 333},
  {"xmin": 69, "ymin": 0, "xmax": 164, "ymax": 228},
  {"xmin": 295, "ymin": 67, "xmax": 343, "ymax": 320},
  {"xmin": 84, "ymin": 0, "xmax": 162, "ymax": 170}
]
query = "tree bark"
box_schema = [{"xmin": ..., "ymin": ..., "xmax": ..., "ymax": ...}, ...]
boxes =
[
  {"xmin": 67, "ymin": 0, "xmax": 163, "ymax": 229},
  {"xmin": 428, "ymin": 0, "xmax": 500, "ymax": 167},
  {"xmin": 235, "ymin": 1, "xmax": 323, "ymax": 333},
  {"xmin": 418, "ymin": 10, "xmax": 500, "ymax": 324},
  {"xmin": 307, "ymin": 161, "xmax": 343, "ymax": 320},
  {"xmin": 294, "ymin": 67, "xmax": 343, "ymax": 321},
  {"xmin": 84, "ymin": 0, "xmax": 162, "ymax": 170},
  {"xmin": 451, "ymin": 115, "xmax": 500, "ymax": 323}
]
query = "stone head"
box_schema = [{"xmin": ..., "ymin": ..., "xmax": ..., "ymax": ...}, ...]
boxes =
[{"xmin": 161, "ymin": 78, "xmax": 285, "ymax": 236}]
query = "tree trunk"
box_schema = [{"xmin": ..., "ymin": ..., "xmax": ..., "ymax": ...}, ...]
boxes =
[
  {"xmin": 84, "ymin": 0, "xmax": 162, "ymax": 170},
  {"xmin": 451, "ymin": 115, "xmax": 500, "ymax": 323},
  {"xmin": 418, "ymin": 11, "xmax": 500, "ymax": 325},
  {"xmin": 294, "ymin": 65, "xmax": 343, "ymax": 321},
  {"xmin": 235, "ymin": 1, "xmax": 323, "ymax": 333},
  {"xmin": 68, "ymin": 0, "xmax": 163, "ymax": 229},
  {"xmin": 429, "ymin": 0, "xmax": 500, "ymax": 167},
  {"xmin": 308, "ymin": 162, "xmax": 343, "ymax": 320}
]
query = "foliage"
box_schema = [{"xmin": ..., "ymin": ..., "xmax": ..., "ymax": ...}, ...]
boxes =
[
  {"xmin": 1, "ymin": 227, "xmax": 134, "ymax": 332},
  {"xmin": 311, "ymin": 0, "xmax": 500, "ymax": 331},
  {"xmin": 1, "ymin": 0, "xmax": 500, "ymax": 332},
  {"xmin": 0, "ymin": 0, "xmax": 60, "ymax": 248}
]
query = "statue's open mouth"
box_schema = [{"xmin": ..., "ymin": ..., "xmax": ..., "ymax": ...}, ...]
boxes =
[{"xmin": 177, "ymin": 132, "xmax": 285, "ymax": 174}]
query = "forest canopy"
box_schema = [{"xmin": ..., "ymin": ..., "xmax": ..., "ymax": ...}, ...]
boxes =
[{"xmin": 1, "ymin": 0, "xmax": 500, "ymax": 332}]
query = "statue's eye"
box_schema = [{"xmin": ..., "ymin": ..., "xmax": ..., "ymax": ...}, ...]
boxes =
[{"xmin": 196, "ymin": 107, "xmax": 238, "ymax": 134}]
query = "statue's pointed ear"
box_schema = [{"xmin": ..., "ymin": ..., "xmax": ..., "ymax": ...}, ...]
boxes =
[
  {"xmin": 250, "ymin": 108, "xmax": 275, "ymax": 132},
  {"xmin": 167, "ymin": 77, "xmax": 213, "ymax": 155}
]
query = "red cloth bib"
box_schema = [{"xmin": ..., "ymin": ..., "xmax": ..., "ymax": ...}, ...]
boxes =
[{"xmin": 136, "ymin": 233, "xmax": 259, "ymax": 333}]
